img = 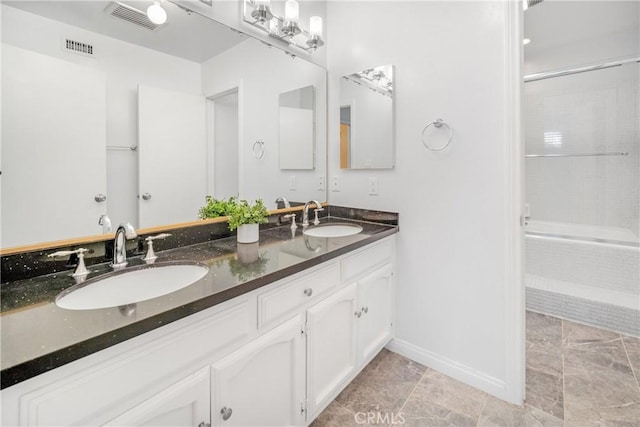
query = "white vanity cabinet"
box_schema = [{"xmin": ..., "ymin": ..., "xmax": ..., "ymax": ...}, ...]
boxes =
[
  {"xmin": 211, "ymin": 315, "xmax": 306, "ymax": 427},
  {"xmin": 355, "ymin": 263, "xmax": 394, "ymax": 366},
  {"xmin": 1, "ymin": 235, "xmax": 395, "ymax": 427},
  {"xmin": 306, "ymin": 283, "xmax": 359, "ymax": 417},
  {"xmin": 104, "ymin": 367, "xmax": 211, "ymax": 427}
]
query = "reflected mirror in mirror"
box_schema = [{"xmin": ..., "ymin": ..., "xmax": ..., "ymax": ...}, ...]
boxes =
[
  {"xmin": 340, "ymin": 64, "xmax": 394, "ymax": 169},
  {"xmin": 279, "ymin": 85, "xmax": 315, "ymax": 170},
  {"xmin": 1, "ymin": 0, "xmax": 327, "ymax": 250}
]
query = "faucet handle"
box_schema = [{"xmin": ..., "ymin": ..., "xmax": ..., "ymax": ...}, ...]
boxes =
[
  {"xmin": 145, "ymin": 233, "xmax": 171, "ymax": 242},
  {"xmin": 284, "ymin": 213, "xmax": 297, "ymax": 230},
  {"xmin": 313, "ymin": 210, "xmax": 321, "ymax": 226},
  {"xmin": 48, "ymin": 248, "xmax": 89, "ymax": 279},
  {"xmin": 142, "ymin": 234, "xmax": 170, "ymax": 264}
]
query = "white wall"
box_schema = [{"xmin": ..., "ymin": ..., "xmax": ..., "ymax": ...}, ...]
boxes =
[
  {"xmin": 326, "ymin": 1, "xmax": 523, "ymax": 402},
  {"xmin": 202, "ymin": 38, "xmax": 327, "ymax": 207},
  {"xmin": 1, "ymin": 5, "xmax": 202, "ymax": 229}
]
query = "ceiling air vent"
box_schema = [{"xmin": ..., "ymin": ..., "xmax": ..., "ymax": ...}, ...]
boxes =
[
  {"xmin": 104, "ymin": 2, "xmax": 160, "ymax": 31},
  {"xmin": 63, "ymin": 38, "xmax": 95, "ymax": 57}
]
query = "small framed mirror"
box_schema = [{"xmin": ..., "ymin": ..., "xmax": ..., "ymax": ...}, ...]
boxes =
[
  {"xmin": 340, "ymin": 64, "xmax": 394, "ymax": 169},
  {"xmin": 279, "ymin": 85, "xmax": 316, "ymax": 170}
]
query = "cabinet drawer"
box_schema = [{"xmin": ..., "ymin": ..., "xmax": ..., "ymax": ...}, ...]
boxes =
[
  {"xmin": 258, "ymin": 264, "xmax": 340, "ymax": 329},
  {"xmin": 342, "ymin": 238, "xmax": 393, "ymax": 284}
]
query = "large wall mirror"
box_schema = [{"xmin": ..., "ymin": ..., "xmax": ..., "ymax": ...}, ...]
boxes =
[
  {"xmin": 340, "ymin": 64, "xmax": 394, "ymax": 169},
  {"xmin": 1, "ymin": 0, "xmax": 327, "ymax": 250}
]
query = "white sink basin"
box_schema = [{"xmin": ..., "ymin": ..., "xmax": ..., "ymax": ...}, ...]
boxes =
[
  {"xmin": 303, "ymin": 223, "xmax": 363, "ymax": 238},
  {"xmin": 56, "ymin": 263, "xmax": 209, "ymax": 310}
]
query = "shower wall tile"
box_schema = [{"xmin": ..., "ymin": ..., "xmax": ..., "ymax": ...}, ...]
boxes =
[
  {"xmin": 524, "ymin": 64, "xmax": 639, "ymax": 236},
  {"xmin": 526, "ymin": 286, "xmax": 640, "ymax": 337},
  {"xmin": 526, "ymin": 236, "xmax": 639, "ymax": 294}
]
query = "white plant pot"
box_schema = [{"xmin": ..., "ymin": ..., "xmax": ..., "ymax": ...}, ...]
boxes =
[{"xmin": 237, "ymin": 223, "xmax": 259, "ymax": 244}]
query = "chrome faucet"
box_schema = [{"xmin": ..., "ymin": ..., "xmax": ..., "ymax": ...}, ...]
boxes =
[
  {"xmin": 302, "ymin": 200, "xmax": 324, "ymax": 227},
  {"xmin": 112, "ymin": 222, "xmax": 137, "ymax": 269},
  {"xmin": 275, "ymin": 197, "xmax": 291, "ymax": 209}
]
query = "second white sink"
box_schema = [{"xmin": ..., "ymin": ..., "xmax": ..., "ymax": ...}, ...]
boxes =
[
  {"xmin": 303, "ymin": 223, "xmax": 363, "ymax": 238},
  {"xmin": 56, "ymin": 263, "xmax": 209, "ymax": 310}
]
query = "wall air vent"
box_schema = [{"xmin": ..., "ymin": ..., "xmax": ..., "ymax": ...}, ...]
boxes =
[
  {"xmin": 62, "ymin": 38, "xmax": 95, "ymax": 57},
  {"xmin": 104, "ymin": 2, "xmax": 160, "ymax": 31}
]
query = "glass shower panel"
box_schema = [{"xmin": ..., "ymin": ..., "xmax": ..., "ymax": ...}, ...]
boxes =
[{"xmin": 524, "ymin": 64, "xmax": 639, "ymax": 240}]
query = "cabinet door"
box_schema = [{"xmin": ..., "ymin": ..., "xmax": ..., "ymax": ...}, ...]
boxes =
[
  {"xmin": 357, "ymin": 264, "xmax": 394, "ymax": 366},
  {"xmin": 306, "ymin": 283, "xmax": 358, "ymax": 418},
  {"xmin": 104, "ymin": 367, "xmax": 210, "ymax": 427},
  {"xmin": 212, "ymin": 315, "xmax": 305, "ymax": 427}
]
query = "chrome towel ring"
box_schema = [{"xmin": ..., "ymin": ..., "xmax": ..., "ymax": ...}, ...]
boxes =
[
  {"xmin": 252, "ymin": 139, "xmax": 265, "ymax": 159},
  {"xmin": 421, "ymin": 118, "xmax": 453, "ymax": 151}
]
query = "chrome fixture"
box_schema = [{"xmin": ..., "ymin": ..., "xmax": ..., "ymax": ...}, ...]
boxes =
[
  {"xmin": 343, "ymin": 65, "xmax": 393, "ymax": 97},
  {"xmin": 98, "ymin": 214, "xmax": 112, "ymax": 233},
  {"xmin": 284, "ymin": 213, "xmax": 297, "ymax": 230},
  {"xmin": 525, "ymin": 151, "xmax": 630, "ymax": 158},
  {"xmin": 112, "ymin": 222, "xmax": 137, "ymax": 269},
  {"xmin": 302, "ymin": 200, "xmax": 324, "ymax": 227},
  {"xmin": 142, "ymin": 233, "xmax": 171, "ymax": 264},
  {"xmin": 275, "ymin": 197, "xmax": 291, "ymax": 209},
  {"xmin": 48, "ymin": 248, "xmax": 90, "ymax": 281},
  {"xmin": 243, "ymin": 0, "xmax": 325, "ymax": 53},
  {"xmin": 251, "ymin": 0, "xmax": 273, "ymax": 23},
  {"xmin": 524, "ymin": 57, "xmax": 639, "ymax": 83}
]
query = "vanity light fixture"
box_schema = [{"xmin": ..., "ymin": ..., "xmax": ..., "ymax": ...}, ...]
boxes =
[
  {"xmin": 251, "ymin": 0, "xmax": 273, "ymax": 23},
  {"xmin": 147, "ymin": 0, "xmax": 167, "ymax": 25},
  {"xmin": 243, "ymin": 0, "xmax": 325, "ymax": 53},
  {"xmin": 282, "ymin": 0, "xmax": 301, "ymax": 37}
]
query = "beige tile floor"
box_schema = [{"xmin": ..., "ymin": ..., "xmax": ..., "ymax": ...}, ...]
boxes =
[{"xmin": 311, "ymin": 312, "xmax": 640, "ymax": 427}]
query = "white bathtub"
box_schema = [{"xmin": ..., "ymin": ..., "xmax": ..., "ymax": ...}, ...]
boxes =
[{"xmin": 525, "ymin": 220, "xmax": 639, "ymax": 336}]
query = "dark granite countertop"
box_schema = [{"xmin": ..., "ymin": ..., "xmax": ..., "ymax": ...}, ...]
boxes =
[{"xmin": 1, "ymin": 216, "xmax": 397, "ymax": 389}]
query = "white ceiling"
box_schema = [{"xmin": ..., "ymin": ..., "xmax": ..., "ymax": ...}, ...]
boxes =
[
  {"xmin": 2, "ymin": 0, "xmax": 246, "ymax": 63},
  {"xmin": 524, "ymin": 0, "xmax": 639, "ymax": 53}
]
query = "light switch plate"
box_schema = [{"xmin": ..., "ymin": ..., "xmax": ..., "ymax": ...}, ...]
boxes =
[
  {"xmin": 368, "ymin": 177, "xmax": 378, "ymax": 195},
  {"xmin": 332, "ymin": 177, "xmax": 340, "ymax": 192},
  {"xmin": 289, "ymin": 176, "xmax": 296, "ymax": 190}
]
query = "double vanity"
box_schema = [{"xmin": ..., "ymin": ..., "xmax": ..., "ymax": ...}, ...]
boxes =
[{"xmin": 1, "ymin": 208, "xmax": 398, "ymax": 426}]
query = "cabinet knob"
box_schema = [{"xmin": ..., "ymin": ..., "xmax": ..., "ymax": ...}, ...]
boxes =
[
  {"xmin": 141, "ymin": 193, "xmax": 152, "ymax": 200},
  {"xmin": 362, "ymin": 306, "xmax": 369, "ymax": 314},
  {"xmin": 94, "ymin": 193, "xmax": 107, "ymax": 202},
  {"xmin": 354, "ymin": 310, "xmax": 362, "ymax": 318},
  {"xmin": 198, "ymin": 423, "xmax": 211, "ymax": 427},
  {"xmin": 304, "ymin": 288, "xmax": 313, "ymax": 297},
  {"xmin": 221, "ymin": 407, "xmax": 233, "ymax": 421}
]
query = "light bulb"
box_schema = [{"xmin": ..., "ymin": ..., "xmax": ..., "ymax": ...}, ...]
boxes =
[
  {"xmin": 523, "ymin": 38, "xmax": 531, "ymax": 45},
  {"xmin": 309, "ymin": 16, "xmax": 322, "ymax": 38},
  {"xmin": 284, "ymin": 0, "xmax": 299, "ymax": 23},
  {"xmin": 147, "ymin": 1, "xmax": 167, "ymax": 25}
]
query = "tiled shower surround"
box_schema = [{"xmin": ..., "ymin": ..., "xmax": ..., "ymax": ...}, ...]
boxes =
[
  {"xmin": 524, "ymin": 62, "xmax": 639, "ymax": 338},
  {"xmin": 524, "ymin": 64, "xmax": 639, "ymax": 235}
]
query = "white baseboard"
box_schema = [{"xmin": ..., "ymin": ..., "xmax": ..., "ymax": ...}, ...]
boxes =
[{"xmin": 385, "ymin": 338, "xmax": 509, "ymax": 402}]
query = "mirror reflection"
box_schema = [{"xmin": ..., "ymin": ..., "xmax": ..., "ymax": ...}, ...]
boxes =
[
  {"xmin": 1, "ymin": 0, "xmax": 327, "ymax": 249},
  {"xmin": 340, "ymin": 64, "xmax": 394, "ymax": 169},
  {"xmin": 279, "ymin": 85, "xmax": 315, "ymax": 170}
]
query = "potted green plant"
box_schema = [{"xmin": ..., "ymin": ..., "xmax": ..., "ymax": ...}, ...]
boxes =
[
  {"xmin": 228, "ymin": 199, "xmax": 269, "ymax": 243},
  {"xmin": 198, "ymin": 196, "xmax": 268, "ymax": 243},
  {"xmin": 198, "ymin": 196, "xmax": 237, "ymax": 220}
]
